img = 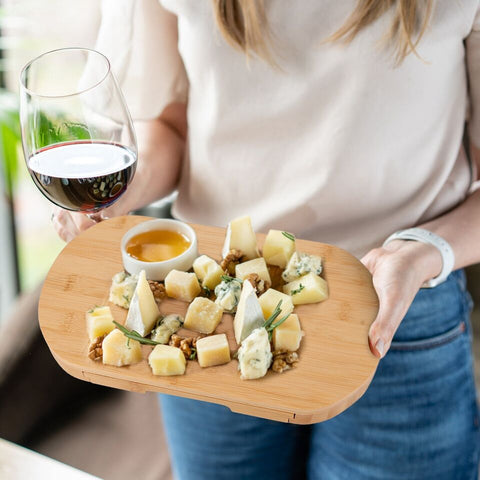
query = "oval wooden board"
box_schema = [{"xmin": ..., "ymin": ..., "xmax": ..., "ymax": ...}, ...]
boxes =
[{"xmin": 39, "ymin": 215, "xmax": 379, "ymax": 424}]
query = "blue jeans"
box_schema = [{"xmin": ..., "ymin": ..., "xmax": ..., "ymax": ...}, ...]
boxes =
[{"xmin": 160, "ymin": 270, "xmax": 480, "ymax": 479}]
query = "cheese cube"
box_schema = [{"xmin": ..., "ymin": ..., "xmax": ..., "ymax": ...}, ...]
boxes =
[
  {"xmin": 149, "ymin": 344, "xmax": 186, "ymax": 376},
  {"xmin": 102, "ymin": 329, "xmax": 142, "ymax": 367},
  {"xmin": 193, "ymin": 255, "xmax": 224, "ymax": 289},
  {"xmin": 235, "ymin": 257, "xmax": 271, "ymax": 285},
  {"xmin": 86, "ymin": 306, "xmax": 115, "ymax": 341},
  {"xmin": 196, "ymin": 334, "xmax": 231, "ymax": 367},
  {"xmin": 164, "ymin": 270, "xmax": 201, "ymax": 302},
  {"xmin": 222, "ymin": 215, "xmax": 260, "ymax": 260},
  {"xmin": 125, "ymin": 270, "xmax": 159, "ymax": 336},
  {"xmin": 258, "ymin": 288, "xmax": 294, "ymax": 320},
  {"xmin": 283, "ymin": 272, "xmax": 329, "ymax": 305},
  {"xmin": 233, "ymin": 279, "xmax": 265, "ymax": 344},
  {"xmin": 184, "ymin": 297, "xmax": 224, "ymax": 334},
  {"xmin": 237, "ymin": 327, "xmax": 272, "ymax": 380},
  {"xmin": 262, "ymin": 230, "xmax": 296, "ymax": 268},
  {"xmin": 109, "ymin": 271, "xmax": 138, "ymax": 308},
  {"xmin": 272, "ymin": 314, "xmax": 303, "ymax": 352}
]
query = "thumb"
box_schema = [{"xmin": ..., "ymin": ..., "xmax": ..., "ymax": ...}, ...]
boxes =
[{"xmin": 368, "ymin": 288, "xmax": 405, "ymax": 358}]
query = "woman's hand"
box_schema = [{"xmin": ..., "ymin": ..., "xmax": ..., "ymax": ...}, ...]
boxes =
[
  {"xmin": 51, "ymin": 207, "xmax": 97, "ymax": 243},
  {"xmin": 361, "ymin": 240, "xmax": 443, "ymax": 358}
]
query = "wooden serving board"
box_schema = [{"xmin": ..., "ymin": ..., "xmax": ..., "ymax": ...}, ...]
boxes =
[{"xmin": 39, "ymin": 215, "xmax": 379, "ymax": 424}]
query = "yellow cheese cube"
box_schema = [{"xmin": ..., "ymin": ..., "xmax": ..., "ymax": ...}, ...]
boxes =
[
  {"xmin": 86, "ymin": 306, "xmax": 115, "ymax": 341},
  {"xmin": 272, "ymin": 314, "xmax": 303, "ymax": 351},
  {"xmin": 184, "ymin": 297, "xmax": 224, "ymax": 334},
  {"xmin": 235, "ymin": 257, "xmax": 271, "ymax": 285},
  {"xmin": 148, "ymin": 344, "xmax": 186, "ymax": 376},
  {"xmin": 164, "ymin": 270, "xmax": 201, "ymax": 302},
  {"xmin": 283, "ymin": 272, "xmax": 329, "ymax": 305},
  {"xmin": 262, "ymin": 229, "xmax": 296, "ymax": 268},
  {"xmin": 193, "ymin": 255, "xmax": 224, "ymax": 289},
  {"xmin": 258, "ymin": 288, "xmax": 294, "ymax": 320},
  {"xmin": 196, "ymin": 334, "xmax": 231, "ymax": 367},
  {"xmin": 102, "ymin": 329, "xmax": 142, "ymax": 366}
]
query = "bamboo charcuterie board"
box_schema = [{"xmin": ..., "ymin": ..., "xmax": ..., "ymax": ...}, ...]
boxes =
[{"xmin": 38, "ymin": 215, "xmax": 379, "ymax": 424}]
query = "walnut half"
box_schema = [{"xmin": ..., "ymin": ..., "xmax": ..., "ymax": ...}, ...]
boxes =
[
  {"xmin": 169, "ymin": 334, "xmax": 204, "ymax": 360},
  {"xmin": 88, "ymin": 334, "xmax": 106, "ymax": 361},
  {"xmin": 149, "ymin": 280, "xmax": 167, "ymax": 308},
  {"xmin": 244, "ymin": 273, "xmax": 270, "ymax": 296},
  {"xmin": 221, "ymin": 249, "xmax": 245, "ymax": 276},
  {"xmin": 271, "ymin": 350, "xmax": 299, "ymax": 373}
]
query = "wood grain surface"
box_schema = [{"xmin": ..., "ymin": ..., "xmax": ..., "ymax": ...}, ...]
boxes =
[{"xmin": 39, "ymin": 215, "xmax": 379, "ymax": 424}]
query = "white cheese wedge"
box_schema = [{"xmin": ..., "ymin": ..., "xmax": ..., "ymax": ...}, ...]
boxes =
[
  {"xmin": 222, "ymin": 215, "xmax": 260, "ymax": 260},
  {"xmin": 233, "ymin": 280, "xmax": 265, "ymax": 344},
  {"xmin": 125, "ymin": 270, "xmax": 159, "ymax": 337},
  {"xmin": 237, "ymin": 327, "xmax": 272, "ymax": 380}
]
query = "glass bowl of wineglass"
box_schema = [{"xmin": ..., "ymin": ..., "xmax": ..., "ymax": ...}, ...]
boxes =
[{"xmin": 19, "ymin": 47, "xmax": 137, "ymax": 215}]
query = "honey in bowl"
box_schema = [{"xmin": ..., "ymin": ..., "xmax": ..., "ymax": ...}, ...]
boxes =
[{"xmin": 125, "ymin": 230, "xmax": 191, "ymax": 262}]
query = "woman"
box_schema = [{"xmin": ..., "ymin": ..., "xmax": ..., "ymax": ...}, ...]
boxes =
[{"xmin": 53, "ymin": 1, "xmax": 480, "ymax": 478}]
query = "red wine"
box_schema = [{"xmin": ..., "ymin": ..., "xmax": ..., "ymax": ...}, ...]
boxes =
[{"xmin": 27, "ymin": 141, "xmax": 137, "ymax": 212}]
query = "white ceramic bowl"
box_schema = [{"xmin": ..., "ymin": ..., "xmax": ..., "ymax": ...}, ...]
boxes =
[{"xmin": 121, "ymin": 219, "xmax": 198, "ymax": 280}]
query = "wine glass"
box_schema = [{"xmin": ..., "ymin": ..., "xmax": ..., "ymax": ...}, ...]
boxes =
[{"xmin": 19, "ymin": 47, "xmax": 137, "ymax": 215}]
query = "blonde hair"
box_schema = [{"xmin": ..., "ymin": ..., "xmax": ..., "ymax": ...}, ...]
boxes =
[{"xmin": 212, "ymin": 0, "xmax": 434, "ymax": 65}]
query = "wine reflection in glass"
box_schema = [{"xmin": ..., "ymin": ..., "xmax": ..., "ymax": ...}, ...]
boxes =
[{"xmin": 19, "ymin": 47, "xmax": 137, "ymax": 218}]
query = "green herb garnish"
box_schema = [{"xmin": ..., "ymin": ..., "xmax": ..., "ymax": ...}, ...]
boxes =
[
  {"xmin": 113, "ymin": 321, "xmax": 161, "ymax": 346},
  {"xmin": 282, "ymin": 231, "xmax": 295, "ymax": 242},
  {"xmin": 202, "ymin": 285, "xmax": 212, "ymax": 297},
  {"xmin": 189, "ymin": 348, "xmax": 197, "ymax": 361},
  {"xmin": 290, "ymin": 283, "xmax": 305, "ymax": 295},
  {"xmin": 263, "ymin": 300, "xmax": 283, "ymax": 330},
  {"xmin": 263, "ymin": 300, "xmax": 291, "ymax": 340},
  {"xmin": 221, "ymin": 275, "xmax": 242, "ymax": 284}
]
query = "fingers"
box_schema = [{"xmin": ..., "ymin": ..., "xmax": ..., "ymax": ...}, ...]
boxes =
[
  {"xmin": 51, "ymin": 207, "xmax": 95, "ymax": 243},
  {"xmin": 368, "ymin": 281, "xmax": 416, "ymax": 358}
]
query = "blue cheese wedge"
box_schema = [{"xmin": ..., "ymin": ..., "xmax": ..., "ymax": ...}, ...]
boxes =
[
  {"xmin": 233, "ymin": 279, "xmax": 265, "ymax": 344},
  {"xmin": 215, "ymin": 277, "xmax": 242, "ymax": 313},
  {"xmin": 125, "ymin": 270, "xmax": 159, "ymax": 337},
  {"xmin": 237, "ymin": 327, "xmax": 272, "ymax": 380},
  {"xmin": 109, "ymin": 271, "xmax": 138, "ymax": 309},
  {"xmin": 282, "ymin": 252, "xmax": 323, "ymax": 283},
  {"xmin": 222, "ymin": 215, "xmax": 260, "ymax": 260}
]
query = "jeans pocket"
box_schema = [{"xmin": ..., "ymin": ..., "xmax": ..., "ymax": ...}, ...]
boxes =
[{"xmin": 390, "ymin": 321, "xmax": 466, "ymax": 351}]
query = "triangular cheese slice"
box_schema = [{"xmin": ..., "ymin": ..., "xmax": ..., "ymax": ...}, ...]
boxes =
[
  {"xmin": 233, "ymin": 280, "xmax": 264, "ymax": 344},
  {"xmin": 125, "ymin": 270, "xmax": 159, "ymax": 336},
  {"xmin": 222, "ymin": 215, "xmax": 260, "ymax": 260}
]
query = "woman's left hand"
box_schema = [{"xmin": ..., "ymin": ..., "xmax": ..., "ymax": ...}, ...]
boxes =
[{"xmin": 361, "ymin": 240, "xmax": 443, "ymax": 358}]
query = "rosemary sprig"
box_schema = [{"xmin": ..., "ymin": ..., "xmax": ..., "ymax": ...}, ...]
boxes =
[
  {"xmin": 267, "ymin": 313, "xmax": 291, "ymax": 341},
  {"xmin": 221, "ymin": 275, "xmax": 242, "ymax": 283},
  {"xmin": 263, "ymin": 300, "xmax": 283, "ymax": 330},
  {"xmin": 282, "ymin": 231, "xmax": 295, "ymax": 242},
  {"xmin": 291, "ymin": 283, "xmax": 305, "ymax": 295},
  {"xmin": 113, "ymin": 321, "xmax": 161, "ymax": 346}
]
